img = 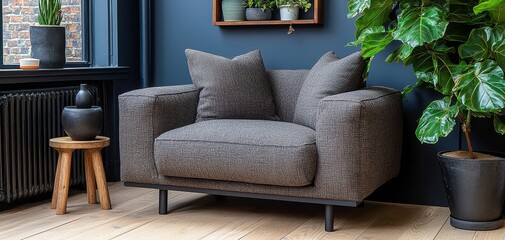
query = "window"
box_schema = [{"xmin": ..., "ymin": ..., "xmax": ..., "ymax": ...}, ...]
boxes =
[{"xmin": 2, "ymin": 0, "xmax": 88, "ymax": 66}]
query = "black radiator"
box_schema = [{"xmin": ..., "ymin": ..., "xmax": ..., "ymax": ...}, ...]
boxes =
[{"xmin": 0, "ymin": 86, "xmax": 99, "ymax": 204}]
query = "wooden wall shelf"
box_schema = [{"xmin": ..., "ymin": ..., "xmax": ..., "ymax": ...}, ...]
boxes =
[{"xmin": 213, "ymin": 0, "xmax": 323, "ymax": 26}]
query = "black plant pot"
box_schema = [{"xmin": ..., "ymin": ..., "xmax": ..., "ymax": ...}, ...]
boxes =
[
  {"xmin": 61, "ymin": 106, "xmax": 103, "ymax": 141},
  {"xmin": 438, "ymin": 151, "xmax": 505, "ymax": 231},
  {"xmin": 30, "ymin": 26, "xmax": 65, "ymax": 68}
]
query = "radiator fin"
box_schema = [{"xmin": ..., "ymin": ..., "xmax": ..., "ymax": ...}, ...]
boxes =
[{"xmin": 0, "ymin": 86, "xmax": 99, "ymax": 203}]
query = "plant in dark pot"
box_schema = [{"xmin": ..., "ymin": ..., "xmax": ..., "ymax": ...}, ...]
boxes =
[
  {"xmin": 30, "ymin": 0, "xmax": 65, "ymax": 68},
  {"xmin": 61, "ymin": 84, "xmax": 103, "ymax": 141},
  {"xmin": 244, "ymin": 0, "xmax": 275, "ymax": 21},
  {"xmin": 347, "ymin": 0, "xmax": 505, "ymax": 231}
]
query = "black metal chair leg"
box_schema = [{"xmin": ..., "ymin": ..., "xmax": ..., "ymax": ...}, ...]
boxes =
[
  {"xmin": 325, "ymin": 204, "xmax": 334, "ymax": 232},
  {"xmin": 159, "ymin": 189, "xmax": 168, "ymax": 214}
]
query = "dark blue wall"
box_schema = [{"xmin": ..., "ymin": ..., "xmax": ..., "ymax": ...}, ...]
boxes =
[{"xmin": 150, "ymin": 0, "xmax": 504, "ymax": 206}]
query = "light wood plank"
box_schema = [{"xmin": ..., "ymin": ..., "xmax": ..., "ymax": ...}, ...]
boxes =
[
  {"xmin": 240, "ymin": 207, "xmax": 317, "ymax": 240},
  {"xmin": 473, "ymin": 222, "xmax": 505, "ymax": 240},
  {"xmin": 434, "ymin": 218, "xmax": 476, "ymax": 240},
  {"xmin": 25, "ymin": 190, "xmax": 159, "ymax": 239},
  {"xmin": 0, "ymin": 183, "xmax": 149, "ymax": 240},
  {"xmin": 111, "ymin": 196, "xmax": 235, "ymax": 240},
  {"xmin": 282, "ymin": 206, "xmax": 356, "ymax": 240},
  {"xmin": 321, "ymin": 202, "xmax": 393, "ymax": 240},
  {"xmin": 64, "ymin": 191, "xmax": 198, "ymax": 240},
  {"xmin": 357, "ymin": 204, "xmax": 427, "ymax": 240},
  {"xmin": 397, "ymin": 207, "xmax": 450, "ymax": 240},
  {"xmin": 0, "ymin": 182, "xmax": 122, "ymax": 230}
]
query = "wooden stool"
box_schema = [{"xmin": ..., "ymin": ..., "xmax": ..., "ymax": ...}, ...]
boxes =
[{"xmin": 49, "ymin": 136, "xmax": 111, "ymax": 215}]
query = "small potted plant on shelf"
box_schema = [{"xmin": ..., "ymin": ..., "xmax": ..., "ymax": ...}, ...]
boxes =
[
  {"xmin": 244, "ymin": 0, "xmax": 275, "ymax": 21},
  {"xmin": 275, "ymin": 0, "xmax": 311, "ymax": 20},
  {"xmin": 347, "ymin": 0, "xmax": 505, "ymax": 231},
  {"xmin": 30, "ymin": 0, "xmax": 65, "ymax": 68}
]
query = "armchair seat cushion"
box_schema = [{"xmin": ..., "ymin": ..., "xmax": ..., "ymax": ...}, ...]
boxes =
[{"xmin": 154, "ymin": 120, "xmax": 317, "ymax": 187}]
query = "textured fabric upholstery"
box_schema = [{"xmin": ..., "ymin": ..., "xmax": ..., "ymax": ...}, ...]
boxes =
[
  {"xmin": 119, "ymin": 72, "xmax": 403, "ymax": 202},
  {"xmin": 119, "ymin": 85, "xmax": 199, "ymax": 184},
  {"xmin": 185, "ymin": 49, "xmax": 278, "ymax": 122},
  {"xmin": 293, "ymin": 51, "xmax": 364, "ymax": 129},
  {"xmin": 315, "ymin": 87, "xmax": 403, "ymax": 200},
  {"xmin": 267, "ymin": 70, "xmax": 308, "ymax": 122},
  {"xmin": 152, "ymin": 87, "xmax": 403, "ymax": 201},
  {"xmin": 154, "ymin": 119, "xmax": 317, "ymax": 187}
]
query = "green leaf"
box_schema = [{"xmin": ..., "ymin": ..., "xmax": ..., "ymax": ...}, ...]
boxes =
[
  {"xmin": 474, "ymin": 0, "xmax": 503, "ymax": 14},
  {"xmin": 416, "ymin": 97, "xmax": 459, "ymax": 144},
  {"xmin": 459, "ymin": 26, "xmax": 505, "ymax": 70},
  {"xmin": 491, "ymin": 25, "xmax": 505, "ymax": 71},
  {"xmin": 386, "ymin": 44, "xmax": 414, "ymax": 63},
  {"xmin": 474, "ymin": 0, "xmax": 505, "ymax": 24},
  {"xmin": 458, "ymin": 27, "xmax": 492, "ymax": 61},
  {"xmin": 348, "ymin": 0, "xmax": 371, "ymax": 18},
  {"xmin": 435, "ymin": 59, "xmax": 460, "ymax": 95},
  {"xmin": 494, "ymin": 115, "xmax": 505, "ymax": 134},
  {"xmin": 359, "ymin": 27, "xmax": 394, "ymax": 58},
  {"xmin": 392, "ymin": 4, "xmax": 449, "ymax": 47},
  {"xmin": 455, "ymin": 60, "xmax": 505, "ymax": 112},
  {"xmin": 347, "ymin": 26, "xmax": 384, "ymax": 46},
  {"xmin": 354, "ymin": 0, "xmax": 394, "ymax": 38}
]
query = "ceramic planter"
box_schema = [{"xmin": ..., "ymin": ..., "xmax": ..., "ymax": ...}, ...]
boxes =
[
  {"xmin": 438, "ymin": 151, "xmax": 505, "ymax": 230},
  {"xmin": 246, "ymin": 8, "xmax": 272, "ymax": 21},
  {"xmin": 61, "ymin": 84, "xmax": 103, "ymax": 141},
  {"xmin": 279, "ymin": 5, "xmax": 299, "ymax": 20},
  {"xmin": 30, "ymin": 26, "xmax": 65, "ymax": 68},
  {"xmin": 222, "ymin": 0, "xmax": 245, "ymax": 21}
]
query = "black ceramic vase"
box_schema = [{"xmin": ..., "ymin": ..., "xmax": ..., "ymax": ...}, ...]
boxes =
[
  {"xmin": 62, "ymin": 106, "xmax": 103, "ymax": 141},
  {"xmin": 438, "ymin": 151, "xmax": 505, "ymax": 231},
  {"xmin": 75, "ymin": 84, "xmax": 93, "ymax": 108},
  {"xmin": 30, "ymin": 26, "xmax": 66, "ymax": 69},
  {"xmin": 61, "ymin": 84, "xmax": 103, "ymax": 141}
]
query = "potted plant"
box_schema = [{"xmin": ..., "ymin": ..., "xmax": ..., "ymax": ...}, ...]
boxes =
[
  {"xmin": 222, "ymin": 0, "xmax": 246, "ymax": 21},
  {"xmin": 244, "ymin": 0, "xmax": 275, "ymax": 21},
  {"xmin": 276, "ymin": 0, "xmax": 311, "ymax": 20},
  {"xmin": 30, "ymin": 0, "xmax": 65, "ymax": 68},
  {"xmin": 347, "ymin": 0, "xmax": 505, "ymax": 231}
]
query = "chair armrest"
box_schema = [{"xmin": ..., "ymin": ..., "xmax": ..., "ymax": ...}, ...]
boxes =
[
  {"xmin": 118, "ymin": 84, "xmax": 198, "ymax": 184},
  {"xmin": 315, "ymin": 86, "xmax": 403, "ymax": 201}
]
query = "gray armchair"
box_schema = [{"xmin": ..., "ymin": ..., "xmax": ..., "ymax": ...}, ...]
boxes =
[{"xmin": 119, "ymin": 70, "xmax": 403, "ymax": 232}]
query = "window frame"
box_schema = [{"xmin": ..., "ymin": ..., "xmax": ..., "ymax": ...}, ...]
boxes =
[{"xmin": 0, "ymin": 0, "xmax": 91, "ymax": 68}]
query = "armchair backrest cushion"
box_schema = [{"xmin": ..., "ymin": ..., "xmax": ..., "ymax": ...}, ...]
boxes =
[
  {"xmin": 267, "ymin": 70, "xmax": 308, "ymax": 122},
  {"xmin": 186, "ymin": 49, "xmax": 279, "ymax": 122},
  {"xmin": 292, "ymin": 51, "xmax": 364, "ymax": 129}
]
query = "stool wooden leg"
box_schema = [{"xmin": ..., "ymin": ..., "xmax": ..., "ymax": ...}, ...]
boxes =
[
  {"xmin": 51, "ymin": 153, "xmax": 62, "ymax": 209},
  {"xmin": 56, "ymin": 149, "xmax": 73, "ymax": 215},
  {"xmin": 90, "ymin": 148, "xmax": 111, "ymax": 210},
  {"xmin": 84, "ymin": 150, "xmax": 97, "ymax": 204}
]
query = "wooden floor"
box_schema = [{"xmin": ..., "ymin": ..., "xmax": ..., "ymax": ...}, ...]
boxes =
[{"xmin": 0, "ymin": 182, "xmax": 504, "ymax": 240}]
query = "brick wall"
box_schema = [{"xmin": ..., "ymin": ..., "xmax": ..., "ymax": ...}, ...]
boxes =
[{"xmin": 2, "ymin": 0, "xmax": 82, "ymax": 64}]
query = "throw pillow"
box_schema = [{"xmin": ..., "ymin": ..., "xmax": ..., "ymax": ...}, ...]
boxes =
[
  {"xmin": 292, "ymin": 51, "xmax": 364, "ymax": 129},
  {"xmin": 185, "ymin": 49, "xmax": 279, "ymax": 122}
]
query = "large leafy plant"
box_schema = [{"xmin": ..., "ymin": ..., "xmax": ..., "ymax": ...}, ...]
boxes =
[
  {"xmin": 38, "ymin": 0, "xmax": 62, "ymax": 25},
  {"xmin": 347, "ymin": 0, "xmax": 505, "ymax": 158}
]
